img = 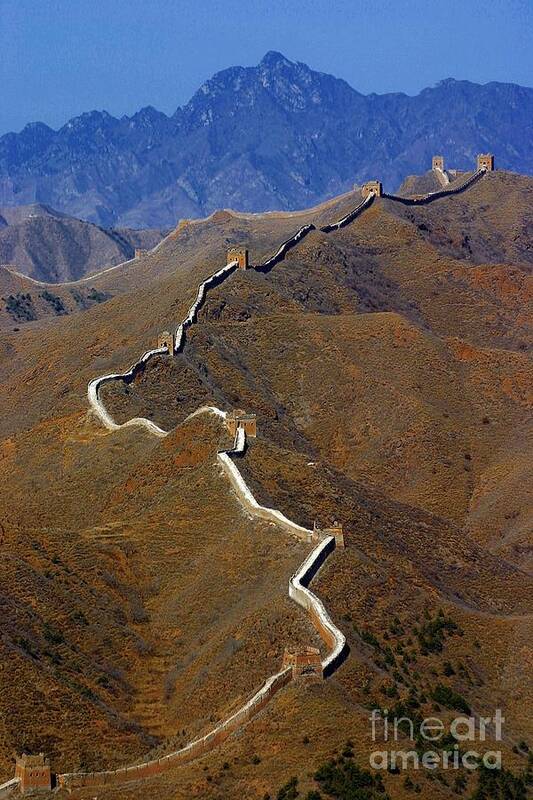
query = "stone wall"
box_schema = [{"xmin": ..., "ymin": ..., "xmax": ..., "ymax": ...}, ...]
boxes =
[
  {"xmin": 288, "ymin": 536, "xmax": 348, "ymax": 678},
  {"xmin": 49, "ymin": 164, "xmax": 489, "ymax": 792},
  {"xmin": 0, "ymin": 779, "xmax": 19, "ymax": 798},
  {"xmin": 320, "ymin": 192, "xmax": 375, "ymax": 233},
  {"xmin": 255, "ymin": 224, "xmax": 315, "ymax": 273},
  {"xmin": 384, "ymin": 167, "xmax": 485, "ymax": 206},
  {"xmin": 217, "ymin": 448, "xmax": 314, "ymax": 543},
  {"xmin": 58, "ymin": 668, "xmax": 292, "ymax": 791}
]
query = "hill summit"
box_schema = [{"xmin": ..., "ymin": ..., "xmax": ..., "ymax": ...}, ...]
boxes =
[{"xmin": 0, "ymin": 204, "xmax": 165, "ymax": 282}]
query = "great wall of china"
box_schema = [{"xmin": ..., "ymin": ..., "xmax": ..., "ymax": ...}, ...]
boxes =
[{"xmin": 2, "ymin": 156, "xmax": 493, "ymax": 795}]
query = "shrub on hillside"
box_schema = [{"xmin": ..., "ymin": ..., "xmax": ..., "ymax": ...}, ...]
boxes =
[
  {"xmin": 5, "ymin": 292, "xmax": 36, "ymax": 321},
  {"xmin": 432, "ymin": 683, "xmax": 470, "ymax": 714}
]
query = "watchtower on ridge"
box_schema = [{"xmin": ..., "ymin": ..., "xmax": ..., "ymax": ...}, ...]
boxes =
[
  {"xmin": 157, "ymin": 330, "xmax": 175, "ymax": 353},
  {"xmin": 361, "ymin": 181, "xmax": 382, "ymax": 199},
  {"xmin": 313, "ymin": 520, "xmax": 345, "ymax": 549},
  {"xmin": 225, "ymin": 409, "xmax": 257, "ymax": 438},
  {"xmin": 477, "ymin": 153, "xmax": 494, "ymax": 171},
  {"xmin": 283, "ymin": 646, "xmax": 323, "ymax": 681},
  {"xmin": 432, "ymin": 155, "xmax": 445, "ymax": 171},
  {"xmin": 15, "ymin": 753, "xmax": 51, "ymax": 794},
  {"xmin": 227, "ymin": 247, "xmax": 249, "ymax": 269}
]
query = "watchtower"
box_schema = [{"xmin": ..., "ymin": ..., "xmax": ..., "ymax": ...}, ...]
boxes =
[
  {"xmin": 225, "ymin": 409, "xmax": 257, "ymax": 438},
  {"xmin": 361, "ymin": 180, "xmax": 382, "ymax": 199},
  {"xmin": 15, "ymin": 754, "xmax": 51, "ymax": 794},
  {"xmin": 134, "ymin": 248, "xmax": 147, "ymax": 259},
  {"xmin": 227, "ymin": 247, "xmax": 249, "ymax": 270},
  {"xmin": 313, "ymin": 520, "xmax": 345, "ymax": 549},
  {"xmin": 157, "ymin": 330, "xmax": 175, "ymax": 353},
  {"xmin": 283, "ymin": 646, "xmax": 323, "ymax": 681},
  {"xmin": 432, "ymin": 155, "xmax": 445, "ymax": 171},
  {"xmin": 477, "ymin": 153, "xmax": 494, "ymax": 171}
]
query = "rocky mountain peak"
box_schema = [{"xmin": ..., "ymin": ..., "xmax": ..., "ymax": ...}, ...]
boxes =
[
  {"xmin": 258, "ymin": 50, "xmax": 295, "ymax": 69},
  {"xmin": 0, "ymin": 56, "xmax": 531, "ymax": 228}
]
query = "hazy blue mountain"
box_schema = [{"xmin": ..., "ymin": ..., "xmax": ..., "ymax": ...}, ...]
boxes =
[{"xmin": 0, "ymin": 52, "xmax": 531, "ymax": 228}]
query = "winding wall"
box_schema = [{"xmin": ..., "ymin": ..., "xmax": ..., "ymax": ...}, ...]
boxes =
[
  {"xmin": 87, "ymin": 169, "xmax": 486, "ymax": 438},
  {"xmin": 384, "ymin": 167, "xmax": 485, "ymax": 205},
  {"xmin": 218, "ymin": 431, "xmax": 348, "ymax": 674},
  {"xmin": 319, "ymin": 192, "xmax": 375, "ymax": 233},
  {"xmin": 86, "ymin": 261, "xmax": 238, "ymax": 436},
  {"xmin": 15, "ymin": 171, "xmax": 486, "ymax": 791}
]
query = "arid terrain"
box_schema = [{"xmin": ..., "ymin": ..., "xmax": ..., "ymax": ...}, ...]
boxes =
[
  {"xmin": 0, "ymin": 203, "xmax": 165, "ymax": 283},
  {"xmin": 0, "ymin": 168, "xmax": 531, "ymax": 799}
]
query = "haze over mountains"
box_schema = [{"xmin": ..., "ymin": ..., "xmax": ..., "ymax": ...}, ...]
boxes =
[{"xmin": 0, "ymin": 51, "xmax": 532, "ymax": 228}]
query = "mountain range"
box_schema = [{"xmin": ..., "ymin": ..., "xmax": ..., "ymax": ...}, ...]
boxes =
[{"xmin": 0, "ymin": 51, "xmax": 532, "ymax": 229}]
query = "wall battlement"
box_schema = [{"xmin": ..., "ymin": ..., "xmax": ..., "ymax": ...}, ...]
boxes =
[
  {"xmin": 361, "ymin": 180, "xmax": 382, "ymax": 199},
  {"xmin": 14, "ymin": 754, "xmax": 51, "ymax": 794},
  {"xmin": 227, "ymin": 247, "xmax": 249, "ymax": 269},
  {"xmin": 361, "ymin": 181, "xmax": 383, "ymax": 199},
  {"xmin": 477, "ymin": 153, "xmax": 494, "ymax": 171},
  {"xmin": 157, "ymin": 330, "xmax": 175, "ymax": 353},
  {"xmin": 283, "ymin": 646, "xmax": 323, "ymax": 681},
  {"xmin": 225, "ymin": 409, "xmax": 257, "ymax": 438}
]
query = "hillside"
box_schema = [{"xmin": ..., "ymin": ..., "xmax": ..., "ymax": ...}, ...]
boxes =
[
  {"xmin": 0, "ymin": 53, "xmax": 532, "ymax": 227},
  {"xmin": 0, "ymin": 169, "xmax": 531, "ymax": 800},
  {"xmin": 0, "ymin": 204, "xmax": 165, "ymax": 283}
]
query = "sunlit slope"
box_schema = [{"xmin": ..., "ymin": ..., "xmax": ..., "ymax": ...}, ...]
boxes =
[
  {"xmin": 0, "ymin": 171, "xmax": 531, "ymax": 799},
  {"xmin": 0, "ymin": 411, "xmax": 313, "ymax": 775},
  {"xmin": 102, "ymin": 173, "xmax": 531, "ymax": 558}
]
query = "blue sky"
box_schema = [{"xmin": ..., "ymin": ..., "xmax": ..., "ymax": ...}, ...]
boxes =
[{"xmin": 0, "ymin": 0, "xmax": 531, "ymax": 135}]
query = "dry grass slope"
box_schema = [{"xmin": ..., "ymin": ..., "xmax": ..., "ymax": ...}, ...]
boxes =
[{"xmin": 0, "ymin": 171, "xmax": 531, "ymax": 799}]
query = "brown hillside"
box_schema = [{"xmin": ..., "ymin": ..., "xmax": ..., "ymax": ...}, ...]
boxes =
[
  {"xmin": 0, "ymin": 171, "xmax": 531, "ymax": 799},
  {"xmin": 0, "ymin": 203, "xmax": 165, "ymax": 283}
]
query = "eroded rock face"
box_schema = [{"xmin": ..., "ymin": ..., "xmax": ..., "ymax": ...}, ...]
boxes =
[{"xmin": 1, "ymin": 53, "xmax": 532, "ymax": 227}]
